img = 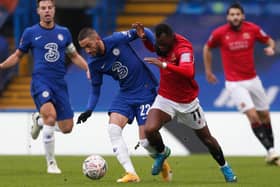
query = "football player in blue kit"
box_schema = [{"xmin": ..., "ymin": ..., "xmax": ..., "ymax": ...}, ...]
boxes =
[
  {"xmin": 0, "ymin": 0, "xmax": 89, "ymax": 174},
  {"xmin": 77, "ymin": 27, "xmax": 172, "ymax": 182}
]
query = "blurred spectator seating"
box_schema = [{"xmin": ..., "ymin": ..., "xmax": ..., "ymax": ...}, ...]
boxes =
[
  {"xmin": 177, "ymin": 0, "xmax": 280, "ymax": 15},
  {"xmin": 0, "ymin": 35, "xmax": 16, "ymax": 94}
]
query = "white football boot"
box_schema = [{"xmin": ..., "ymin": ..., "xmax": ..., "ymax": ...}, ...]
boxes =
[
  {"xmin": 31, "ymin": 112, "xmax": 42, "ymax": 140},
  {"xmin": 266, "ymin": 151, "xmax": 280, "ymax": 166},
  {"xmin": 47, "ymin": 160, "xmax": 62, "ymax": 174}
]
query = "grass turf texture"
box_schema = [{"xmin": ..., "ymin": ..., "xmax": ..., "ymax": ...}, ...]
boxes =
[{"xmin": 0, "ymin": 155, "xmax": 279, "ymax": 187}]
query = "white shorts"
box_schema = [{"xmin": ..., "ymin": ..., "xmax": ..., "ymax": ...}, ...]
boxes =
[
  {"xmin": 151, "ymin": 95, "xmax": 206, "ymax": 130},
  {"xmin": 225, "ymin": 76, "xmax": 269, "ymax": 112}
]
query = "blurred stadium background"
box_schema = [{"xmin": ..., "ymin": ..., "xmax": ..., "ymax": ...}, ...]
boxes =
[
  {"xmin": 0, "ymin": 0, "xmax": 280, "ymax": 156},
  {"xmin": 1, "ymin": 1, "xmax": 280, "ymax": 186}
]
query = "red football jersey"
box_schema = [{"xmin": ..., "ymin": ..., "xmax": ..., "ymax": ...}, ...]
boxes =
[
  {"xmin": 207, "ymin": 21, "xmax": 270, "ymax": 81},
  {"xmin": 157, "ymin": 34, "xmax": 199, "ymax": 103}
]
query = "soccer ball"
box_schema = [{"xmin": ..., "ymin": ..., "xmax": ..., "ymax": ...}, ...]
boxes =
[{"xmin": 82, "ymin": 154, "xmax": 107, "ymax": 180}]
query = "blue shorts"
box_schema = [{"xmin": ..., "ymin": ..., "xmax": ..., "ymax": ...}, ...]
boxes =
[
  {"xmin": 31, "ymin": 78, "xmax": 74, "ymax": 121},
  {"xmin": 108, "ymin": 89, "xmax": 156, "ymax": 125}
]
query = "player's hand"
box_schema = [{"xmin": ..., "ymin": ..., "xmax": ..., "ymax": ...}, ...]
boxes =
[
  {"xmin": 132, "ymin": 22, "xmax": 145, "ymax": 39},
  {"xmin": 205, "ymin": 71, "xmax": 218, "ymax": 84},
  {"xmin": 264, "ymin": 47, "xmax": 275, "ymax": 56},
  {"xmin": 77, "ymin": 110, "xmax": 92, "ymax": 124},
  {"xmin": 144, "ymin": 57, "xmax": 162, "ymax": 68},
  {"xmin": 0, "ymin": 63, "xmax": 3, "ymax": 70}
]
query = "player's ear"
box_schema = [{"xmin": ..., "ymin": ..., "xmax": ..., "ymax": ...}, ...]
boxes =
[{"xmin": 96, "ymin": 35, "xmax": 102, "ymax": 41}]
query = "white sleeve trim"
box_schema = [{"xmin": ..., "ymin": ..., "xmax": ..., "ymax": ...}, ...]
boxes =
[
  {"xmin": 65, "ymin": 43, "xmax": 76, "ymax": 54},
  {"xmin": 180, "ymin": 53, "xmax": 192, "ymax": 63}
]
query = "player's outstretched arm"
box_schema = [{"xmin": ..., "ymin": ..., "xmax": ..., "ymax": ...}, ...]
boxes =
[
  {"xmin": 77, "ymin": 84, "xmax": 101, "ymax": 124},
  {"xmin": 203, "ymin": 44, "xmax": 218, "ymax": 84},
  {"xmin": 144, "ymin": 57, "xmax": 163, "ymax": 68},
  {"xmin": 144, "ymin": 56, "xmax": 195, "ymax": 79},
  {"xmin": 131, "ymin": 22, "xmax": 154, "ymax": 41},
  {"xmin": 67, "ymin": 50, "xmax": 90, "ymax": 79},
  {"xmin": 0, "ymin": 50, "xmax": 24, "ymax": 70},
  {"xmin": 132, "ymin": 22, "xmax": 155, "ymax": 52},
  {"xmin": 68, "ymin": 51, "xmax": 88, "ymax": 71}
]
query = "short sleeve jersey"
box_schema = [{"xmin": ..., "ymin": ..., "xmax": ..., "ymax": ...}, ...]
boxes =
[
  {"xmin": 18, "ymin": 24, "xmax": 73, "ymax": 80},
  {"xmin": 207, "ymin": 21, "xmax": 270, "ymax": 81}
]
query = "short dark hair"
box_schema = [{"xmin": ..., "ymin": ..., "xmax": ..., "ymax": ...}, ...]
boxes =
[
  {"xmin": 78, "ymin": 27, "xmax": 97, "ymax": 41},
  {"xmin": 154, "ymin": 23, "xmax": 174, "ymax": 38},
  {"xmin": 37, "ymin": 0, "xmax": 55, "ymax": 7},
  {"xmin": 226, "ymin": 3, "xmax": 244, "ymax": 15}
]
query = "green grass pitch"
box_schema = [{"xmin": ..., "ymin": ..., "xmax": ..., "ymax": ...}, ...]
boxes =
[{"xmin": 0, "ymin": 155, "xmax": 279, "ymax": 187}]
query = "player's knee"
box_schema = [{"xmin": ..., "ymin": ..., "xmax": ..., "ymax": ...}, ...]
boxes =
[
  {"xmin": 58, "ymin": 119, "xmax": 74, "ymax": 134},
  {"xmin": 144, "ymin": 125, "xmax": 155, "ymax": 137},
  {"xmin": 44, "ymin": 115, "xmax": 56, "ymax": 125},
  {"xmin": 61, "ymin": 125, "xmax": 73, "ymax": 134},
  {"xmin": 251, "ymin": 117, "xmax": 261, "ymax": 124}
]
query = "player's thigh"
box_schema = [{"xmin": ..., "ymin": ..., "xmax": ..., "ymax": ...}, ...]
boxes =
[
  {"xmin": 53, "ymin": 87, "xmax": 74, "ymax": 122},
  {"xmin": 226, "ymin": 81, "xmax": 254, "ymax": 112},
  {"xmin": 145, "ymin": 108, "xmax": 172, "ymax": 133},
  {"xmin": 40, "ymin": 102, "xmax": 57, "ymax": 125},
  {"xmin": 31, "ymin": 80, "xmax": 51, "ymax": 109},
  {"xmin": 177, "ymin": 104, "xmax": 206, "ymax": 130},
  {"xmin": 32, "ymin": 84, "xmax": 56, "ymax": 120},
  {"xmin": 40, "ymin": 102, "xmax": 56, "ymax": 116},
  {"xmin": 108, "ymin": 99, "xmax": 131, "ymax": 127},
  {"xmin": 145, "ymin": 95, "xmax": 175, "ymax": 132},
  {"xmin": 135, "ymin": 99, "xmax": 154, "ymax": 126},
  {"xmin": 135, "ymin": 100, "xmax": 154, "ymax": 138},
  {"xmin": 249, "ymin": 77, "xmax": 269, "ymax": 111},
  {"xmin": 150, "ymin": 95, "xmax": 176, "ymax": 119},
  {"xmin": 55, "ymin": 89, "xmax": 74, "ymax": 133}
]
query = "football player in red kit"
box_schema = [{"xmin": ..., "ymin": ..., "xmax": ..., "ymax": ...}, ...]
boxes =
[
  {"xmin": 132, "ymin": 22, "xmax": 237, "ymax": 183},
  {"xmin": 203, "ymin": 3, "xmax": 279, "ymax": 166}
]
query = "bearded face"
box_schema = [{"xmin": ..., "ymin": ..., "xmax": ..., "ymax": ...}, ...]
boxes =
[
  {"xmin": 155, "ymin": 33, "xmax": 175, "ymax": 57},
  {"xmin": 227, "ymin": 8, "xmax": 245, "ymax": 31}
]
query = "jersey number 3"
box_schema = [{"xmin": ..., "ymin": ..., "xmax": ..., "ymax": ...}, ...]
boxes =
[{"xmin": 44, "ymin": 43, "xmax": 60, "ymax": 62}]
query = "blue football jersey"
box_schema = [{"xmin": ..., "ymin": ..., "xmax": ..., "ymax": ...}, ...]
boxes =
[
  {"xmin": 87, "ymin": 28, "xmax": 158, "ymax": 110},
  {"xmin": 18, "ymin": 24, "xmax": 75, "ymax": 120},
  {"xmin": 18, "ymin": 24, "xmax": 73, "ymax": 79}
]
